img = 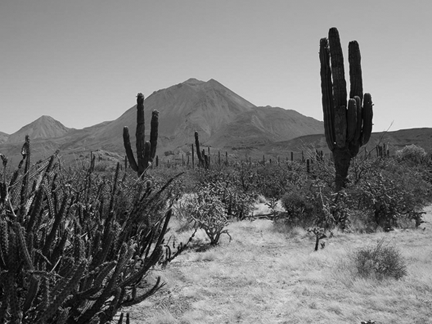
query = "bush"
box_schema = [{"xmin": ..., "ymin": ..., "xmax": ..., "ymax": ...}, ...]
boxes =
[
  {"xmin": 194, "ymin": 167, "xmax": 256, "ymax": 220},
  {"xmin": 352, "ymin": 239, "xmax": 407, "ymax": 280},
  {"xmin": 349, "ymin": 158, "xmax": 432, "ymax": 229},
  {"xmin": 185, "ymin": 184, "xmax": 231, "ymax": 245},
  {"xmin": 253, "ymin": 162, "xmax": 305, "ymax": 200},
  {"xmin": 395, "ymin": 144, "xmax": 427, "ymax": 164},
  {"xmin": 281, "ymin": 190, "xmax": 315, "ymax": 226}
]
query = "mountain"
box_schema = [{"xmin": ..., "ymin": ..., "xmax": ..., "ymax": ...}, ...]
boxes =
[
  {"xmin": 208, "ymin": 106, "xmax": 323, "ymax": 149},
  {"xmin": 7, "ymin": 115, "xmax": 71, "ymax": 143},
  {"xmin": 81, "ymin": 78, "xmax": 258, "ymax": 152},
  {"xmin": 2, "ymin": 78, "xmax": 432, "ymax": 166},
  {"xmin": 81, "ymin": 78, "xmax": 323, "ymax": 154},
  {"xmin": 0, "ymin": 78, "xmax": 325, "ymax": 163},
  {"xmin": 0, "ymin": 131, "xmax": 8, "ymax": 144}
]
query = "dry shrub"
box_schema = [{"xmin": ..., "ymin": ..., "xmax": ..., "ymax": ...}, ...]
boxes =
[{"xmin": 352, "ymin": 239, "xmax": 407, "ymax": 280}]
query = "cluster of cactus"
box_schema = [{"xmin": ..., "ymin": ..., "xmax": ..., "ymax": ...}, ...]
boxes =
[
  {"xmin": 0, "ymin": 136, "xmax": 179, "ymax": 323},
  {"xmin": 319, "ymin": 27, "xmax": 373, "ymax": 190},
  {"xmin": 123, "ymin": 93, "xmax": 159, "ymax": 177},
  {"xmin": 194, "ymin": 131, "xmax": 209, "ymax": 168}
]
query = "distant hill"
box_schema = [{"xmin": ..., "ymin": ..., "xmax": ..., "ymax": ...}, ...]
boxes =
[
  {"xmin": 261, "ymin": 128, "xmax": 432, "ymax": 160},
  {"xmin": 0, "ymin": 131, "xmax": 8, "ymax": 144},
  {"xmin": 7, "ymin": 115, "xmax": 71, "ymax": 143}
]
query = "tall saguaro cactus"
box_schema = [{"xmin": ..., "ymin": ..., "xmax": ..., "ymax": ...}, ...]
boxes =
[
  {"xmin": 123, "ymin": 93, "xmax": 159, "ymax": 177},
  {"xmin": 320, "ymin": 27, "xmax": 373, "ymax": 190}
]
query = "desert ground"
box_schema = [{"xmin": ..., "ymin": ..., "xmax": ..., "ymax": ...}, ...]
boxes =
[{"xmin": 119, "ymin": 204, "xmax": 432, "ymax": 324}]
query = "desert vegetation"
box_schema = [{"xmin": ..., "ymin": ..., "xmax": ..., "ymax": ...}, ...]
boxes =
[{"xmin": 1, "ymin": 28, "xmax": 432, "ymax": 323}]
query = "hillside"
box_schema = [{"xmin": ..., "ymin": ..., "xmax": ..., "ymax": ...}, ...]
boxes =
[
  {"xmin": 0, "ymin": 131, "xmax": 8, "ymax": 144},
  {"xmin": 7, "ymin": 115, "xmax": 71, "ymax": 143},
  {"xmin": 80, "ymin": 78, "xmax": 259, "ymax": 153},
  {"xmin": 261, "ymin": 128, "xmax": 432, "ymax": 160},
  {"xmin": 208, "ymin": 106, "xmax": 323, "ymax": 149}
]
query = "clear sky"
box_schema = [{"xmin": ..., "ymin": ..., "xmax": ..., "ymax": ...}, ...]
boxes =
[{"xmin": 1, "ymin": 1, "xmax": 431, "ymax": 134}]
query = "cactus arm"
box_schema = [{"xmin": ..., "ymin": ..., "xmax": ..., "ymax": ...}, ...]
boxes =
[
  {"xmin": 328, "ymin": 28, "xmax": 348, "ymax": 149},
  {"xmin": 346, "ymin": 98, "xmax": 357, "ymax": 143},
  {"xmin": 194, "ymin": 131, "xmax": 203, "ymax": 166},
  {"xmin": 77, "ymin": 244, "xmax": 130, "ymax": 324},
  {"xmin": 349, "ymin": 41, "xmax": 363, "ymax": 101},
  {"xmin": 42, "ymin": 195, "xmax": 68, "ymax": 257},
  {"xmin": 319, "ymin": 38, "xmax": 335, "ymax": 151},
  {"xmin": 14, "ymin": 222, "xmax": 34, "ymax": 270},
  {"xmin": 121, "ymin": 276, "xmax": 164, "ymax": 307},
  {"xmin": 19, "ymin": 135, "xmax": 31, "ymax": 221},
  {"xmin": 143, "ymin": 142, "xmax": 151, "ymax": 171},
  {"xmin": 0, "ymin": 220, "xmax": 8, "ymax": 265},
  {"xmin": 150, "ymin": 110, "xmax": 159, "ymax": 160},
  {"xmin": 38, "ymin": 260, "xmax": 87, "ymax": 323},
  {"xmin": 328, "ymin": 28, "xmax": 347, "ymax": 112},
  {"xmin": 135, "ymin": 93, "xmax": 146, "ymax": 175},
  {"xmin": 22, "ymin": 276, "xmax": 40, "ymax": 313},
  {"xmin": 354, "ymin": 96, "xmax": 363, "ymax": 143},
  {"xmin": 123, "ymin": 127, "xmax": 138, "ymax": 172},
  {"xmin": 361, "ymin": 93, "xmax": 373, "ymax": 145}
]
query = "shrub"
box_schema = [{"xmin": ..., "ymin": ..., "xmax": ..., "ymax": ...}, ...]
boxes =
[
  {"xmin": 172, "ymin": 193, "xmax": 198, "ymax": 232},
  {"xmin": 281, "ymin": 190, "xmax": 315, "ymax": 225},
  {"xmin": 253, "ymin": 163, "xmax": 305, "ymax": 200},
  {"xmin": 352, "ymin": 239, "xmax": 407, "ymax": 280},
  {"xmin": 194, "ymin": 167, "xmax": 256, "ymax": 220},
  {"xmin": 395, "ymin": 144, "xmax": 427, "ymax": 164},
  {"xmin": 350, "ymin": 158, "xmax": 432, "ymax": 229},
  {"xmin": 185, "ymin": 184, "xmax": 231, "ymax": 245}
]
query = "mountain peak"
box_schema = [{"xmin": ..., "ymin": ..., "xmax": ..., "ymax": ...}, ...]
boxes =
[
  {"xmin": 7, "ymin": 115, "xmax": 71, "ymax": 143},
  {"xmin": 183, "ymin": 78, "xmax": 204, "ymax": 85}
]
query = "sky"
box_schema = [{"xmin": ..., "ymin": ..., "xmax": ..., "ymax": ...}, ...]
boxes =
[{"xmin": 1, "ymin": 1, "xmax": 431, "ymax": 135}]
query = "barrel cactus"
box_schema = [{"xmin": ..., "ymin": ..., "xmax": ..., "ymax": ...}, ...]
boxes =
[{"xmin": 319, "ymin": 27, "xmax": 373, "ymax": 190}]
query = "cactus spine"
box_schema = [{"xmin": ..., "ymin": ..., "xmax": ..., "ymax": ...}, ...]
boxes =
[
  {"xmin": 123, "ymin": 93, "xmax": 159, "ymax": 177},
  {"xmin": 319, "ymin": 27, "xmax": 373, "ymax": 190}
]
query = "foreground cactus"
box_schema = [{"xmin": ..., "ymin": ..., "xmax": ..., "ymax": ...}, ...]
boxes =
[
  {"xmin": 0, "ymin": 136, "xmax": 183, "ymax": 323},
  {"xmin": 123, "ymin": 93, "xmax": 159, "ymax": 177},
  {"xmin": 319, "ymin": 27, "xmax": 373, "ymax": 190}
]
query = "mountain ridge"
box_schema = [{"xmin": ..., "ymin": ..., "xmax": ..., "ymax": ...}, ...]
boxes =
[
  {"xmin": 10, "ymin": 77, "xmax": 421, "ymax": 165},
  {"xmin": 1, "ymin": 76, "xmax": 431, "ymax": 166}
]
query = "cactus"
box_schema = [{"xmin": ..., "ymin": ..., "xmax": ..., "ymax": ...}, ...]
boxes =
[
  {"xmin": 123, "ymin": 93, "xmax": 159, "ymax": 177},
  {"xmin": 319, "ymin": 27, "xmax": 373, "ymax": 190},
  {"xmin": 0, "ymin": 133, "xmax": 184, "ymax": 323},
  {"xmin": 194, "ymin": 131, "xmax": 209, "ymax": 168},
  {"xmin": 194, "ymin": 131, "xmax": 204, "ymax": 167}
]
